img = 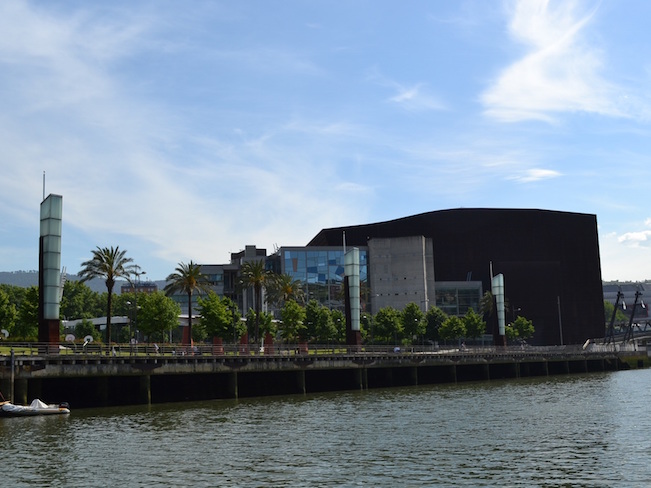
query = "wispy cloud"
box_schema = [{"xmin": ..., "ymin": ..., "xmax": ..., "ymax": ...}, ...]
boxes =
[
  {"xmin": 388, "ymin": 83, "xmax": 446, "ymax": 112},
  {"xmin": 509, "ymin": 168, "xmax": 562, "ymax": 183},
  {"xmin": 367, "ymin": 69, "xmax": 445, "ymax": 112},
  {"xmin": 482, "ymin": 0, "xmax": 622, "ymax": 122}
]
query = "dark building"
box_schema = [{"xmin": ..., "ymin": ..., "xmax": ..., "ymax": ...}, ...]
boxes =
[{"xmin": 308, "ymin": 208, "xmax": 604, "ymax": 346}]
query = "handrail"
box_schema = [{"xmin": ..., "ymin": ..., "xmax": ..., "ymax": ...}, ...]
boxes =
[{"xmin": 0, "ymin": 341, "xmax": 637, "ymax": 359}]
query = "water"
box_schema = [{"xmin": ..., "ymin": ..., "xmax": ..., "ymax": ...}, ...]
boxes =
[{"xmin": 2, "ymin": 369, "xmax": 651, "ymax": 487}]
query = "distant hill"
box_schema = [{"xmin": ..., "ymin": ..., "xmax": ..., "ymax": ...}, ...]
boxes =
[{"xmin": 0, "ymin": 271, "xmax": 166, "ymax": 294}]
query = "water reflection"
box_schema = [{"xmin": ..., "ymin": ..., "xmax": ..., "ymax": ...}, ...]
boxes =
[{"xmin": 2, "ymin": 371, "xmax": 651, "ymax": 486}]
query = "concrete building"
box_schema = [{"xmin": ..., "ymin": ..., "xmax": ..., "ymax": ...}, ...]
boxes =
[
  {"xmin": 367, "ymin": 235, "xmax": 434, "ymax": 313},
  {"xmin": 307, "ymin": 208, "xmax": 605, "ymax": 346},
  {"xmin": 188, "ymin": 208, "xmax": 604, "ymax": 346}
]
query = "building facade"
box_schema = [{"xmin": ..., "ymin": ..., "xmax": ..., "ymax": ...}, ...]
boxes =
[
  {"xmin": 278, "ymin": 246, "xmax": 368, "ymax": 312},
  {"xmin": 307, "ymin": 208, "xmax": 605, "ymax": 346},
  {"xmin": 177, "ymin": 208, "xmax": 604, "ymax": 346}
]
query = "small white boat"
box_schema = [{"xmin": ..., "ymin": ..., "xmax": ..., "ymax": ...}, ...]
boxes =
[{"xmin": 0, "ymin": 399, "xmax": 70, "ymax": 417}]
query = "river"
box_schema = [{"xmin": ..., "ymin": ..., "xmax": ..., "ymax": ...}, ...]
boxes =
[{"xmin": 2, "ymin": 369, "xmax": 651, "ymax": 487}]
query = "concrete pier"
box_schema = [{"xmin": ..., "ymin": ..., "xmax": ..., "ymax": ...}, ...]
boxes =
[{"xmin": 0, "ymin": 345, "xmax": 633, "ymax": 408}]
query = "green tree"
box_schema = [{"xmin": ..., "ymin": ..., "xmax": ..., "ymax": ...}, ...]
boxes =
[
  {"xmin": 239, "ymin": 259, "xmax": 274, "ymax": 344},
  {"xmin": 439, "ymin": 315, "xmax": 466, "ymax": 343},
  {"xmin": 506, "ymin": 316, "xmax": 535, "ymax": 342},
  {"xmin": 279, "ymin": 299, "xmax": 306, "ymax": 342},
  {"xmin": 164, "ymin": 261, "xmax": 211, "ymax": 345},
  {"xmin": 331, "ymin": 309, "xmax": 346, "ymax": 343},
  {"xmin": 223, "ymin": 298, "xmax": 245, "ymax": 341},
  {"xmin": 604, "ymin": 300, "xmax": 627, "ymax": 325},
  {"xmin": 60, "ymin": 280, "xmax": 103, "ymax": 320},
  {"xmin": 74, "ymin": 318, "xmax": 102, "ymax": 343},
  {"xmin": 424, "ymin": 306, "xmax": 447, "ymax": 343},
  {"xmin": 0, "ymin": 284, "xmax": 26, "ymax": 310},
  {"xmin": 14, "ymin": 286, "xmax": 39, "ymax": 340},
  {"xmin": 79, "ymin": 246, "xmax": 135, "ymax": 345},
  {"xmin": 0, "ymin": 287, "xmax": 17, "ymax": 336},
  {"xmin": 137, "ymin": 291, "xmax": 182, "ymax": 343},
  {"xmin": 259, "ymin": 311, "xmax": 276, "ymax": 337},
  {"xmin": 361, "ymin": 313, "xmax": 374, "ymax": 343},
  {"xmin": 305, "ymin": 299, "xmax": 337, "ymax": 343},
  {"xmin": 199, "ymin": 292, "xmax": 235, "ymax": 340},
  {"xmin": 374, "ymin": 307, "xmax": 403, "ymax": 344},
  {"xmin": 401, "ymin": 302, "xmax": 426, "ymax": 344},
  {"xmin": 463, "ymin": 308, "xmax": 486, "ymax": 340}
]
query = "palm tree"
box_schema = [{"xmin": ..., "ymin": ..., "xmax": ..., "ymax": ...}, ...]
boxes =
[
  {"xmin": 239, "ymin": 259, "xmax": 273, "ymax": 344},
  {"xmin": 267, "ymin": 273, "xmax": 305, "ymax": 307},
  {"xmin": 79, "ymin": 246, "xmax": 134, "ymax": 349},
  {"xmin": 164, "ymin": 261, "xmax": 210, "ymax": 345}
]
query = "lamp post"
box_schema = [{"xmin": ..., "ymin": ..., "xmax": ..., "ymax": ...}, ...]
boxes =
[
  {"xmin": 512, "ymin": 307, "xmax": 521, "ymax": 323},
  {"xmin": 127, "ymin": 266, "xmax": 146, "ymax": 349}
]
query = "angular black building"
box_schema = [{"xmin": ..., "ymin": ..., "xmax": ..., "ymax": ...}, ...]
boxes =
[{"xmin": 308, "ymin": 208, "xmax": 604, "ymax": 346}]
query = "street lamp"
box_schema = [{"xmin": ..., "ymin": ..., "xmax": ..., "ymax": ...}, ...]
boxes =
[
  {"xmin": 126, "ymin": 266, "xmax": 146, "ymax": 348},
  {"xmin": 512, "ymin": 307, "xmax": 521, "ymax": 323}
]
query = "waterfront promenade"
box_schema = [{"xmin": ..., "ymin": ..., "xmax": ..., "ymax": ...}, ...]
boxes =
[{"xmin": 0, "ymin": 342, "xmax": 642, "ymax": 408}]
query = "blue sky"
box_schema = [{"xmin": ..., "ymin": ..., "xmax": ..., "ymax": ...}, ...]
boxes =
[{"xmin": 1, "ymin": 0, "xmax": 651, "ymax": 282}]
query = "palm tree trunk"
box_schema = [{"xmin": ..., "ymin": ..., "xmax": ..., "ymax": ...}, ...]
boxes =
[
  {"xmin": 254, "ymin": 283, "xmax": 261, "ymax": 345},
  {"xmin": 106, "ymin": 284, "xmax": 113, "ymax": 355},
  {"xmin": 187, "ymin": 290, "xmax": 193, "ymax": 346}
]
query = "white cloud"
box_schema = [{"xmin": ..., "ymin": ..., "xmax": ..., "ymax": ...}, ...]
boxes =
[
  {"xmin": 600, "ymin": 230, "xmax": 651, "ymax": 281},
  {"xmin": 388, "ymin": 84, "xmax": 445, "ymax": 112},
  {"xmin": 367, "ymin": 69, "xmax": 445, "ymax": 112},
  {"xmin": 482, "ymin": 0, "xmax": 622, "ymax": 122},
  {"xmin": 509, "ymin": 168, "xmax": 562, "ymax": 183},
  {"xmin": 618, "ymin": 231, "xmax": 651, "ymax": 247}
]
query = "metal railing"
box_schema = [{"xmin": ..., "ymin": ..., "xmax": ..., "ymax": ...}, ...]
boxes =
[{"xmin": 0, "ymin": 341, "xmax": 638, "ymax": 359}]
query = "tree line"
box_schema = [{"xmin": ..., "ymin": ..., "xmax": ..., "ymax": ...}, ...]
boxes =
[{"xmin": 0, "ymin": 245, "xmax": 539, "ymax": 345}]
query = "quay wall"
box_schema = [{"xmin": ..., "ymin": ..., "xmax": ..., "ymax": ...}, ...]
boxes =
[{"xmin": 0, "ymin": 346, "xmax": 635, "ymax": 409}]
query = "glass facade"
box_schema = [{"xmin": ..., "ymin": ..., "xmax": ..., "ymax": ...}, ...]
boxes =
[
  {"xmin": 281, "ymin": 247, "xmax": 368, "ymax": 310},
  {"xmin": 435, "ymin": 282, "xmax": 483, "ymax": 317}
]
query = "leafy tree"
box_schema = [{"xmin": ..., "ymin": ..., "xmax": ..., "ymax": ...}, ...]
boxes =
[
  {"xmin": 60, "ymin": 280, "xmax": 103, "ymax": 320},
  {"xmin": 401, "ymin": 302, "xmax": 426, "ymax": 344},
  {"xmin": 239, "ymin": 259, "xmax": 274, "ymax": 344},
  {"xmin": 74, "ymin": 318, "xmax": 102, "ymax": 342},
  {"xmin": 279, "ymin": 299, "xmax": 306, "ymax": 342},
  {"xmin": 331, "ymin": 309, "xmax": 346, "ymax": 343},
  {"xmin": 14, "ymin": 286, "xmax": 39, "ymax": 340},
  {"xmin": 463, "ymin": 308, "xmax": 486, "ymax": 340},
  {"xmin": 439, "ymin": 316, "xmax": 466, "ymax": 343},
  {"xmin": 305, "ymin": 299, "xmax": 337, "ymax": 343},
  {"xmin": 604, "ymin": 300, "xmax": 627, "ymax": 325},
  {"xmin": 424, "ymin": 306, "xmax": 447, "ymax": 343},
  {"xmin": 112, "ymin": 292, "xmax": 135, "ymax": 317},
  {"xmin": 266, "ymin": 273, "xmax": 305, "ymax": 307},
  {"xmin": 0, "ymin": 284, "xmax": 27, "ymax": 311},
  {"xmin": 374, "ymin": 307, "xmax": 403, "ymax": 344},
  {"xmin": 0, "ymin": 287, "xmax": 17, "ymax": 335},
  {"xmin": 199, "ymin": 292, "xmax": 236, "ymax": 340},
  {"xmin": 258, "ymin": 310, "xmax": 276, "ymax": 337},
  {"xmin": 137, "ymin": 291, "xmax": 182, "ymax": 343},
  {"xmin": 79, "ymin": 246, "xmax": 135, "ymax": 345},
  {"xmin": 164, "ymin": 261, "xmax": 211, "ymax": 345},
  {"xmin": 223, "ymin": 298, "xmax": 245, "ymax": 341},
  {"xmin": 506, "ymin": 316, "xmax": 535, "ymax": 342},
  {"xmin": 361, "ymin": 313, "xmax": 374, "ymax": 343}
]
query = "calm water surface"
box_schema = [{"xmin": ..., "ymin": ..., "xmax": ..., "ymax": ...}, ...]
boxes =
[{"xmin": 2, "ymin": 369, "xmax": 651, "ymax": 487}]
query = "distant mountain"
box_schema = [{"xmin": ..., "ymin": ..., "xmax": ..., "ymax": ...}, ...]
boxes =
[{"xmin": 0, "ymin": 271, "xmax": 166, "ymax": 294}]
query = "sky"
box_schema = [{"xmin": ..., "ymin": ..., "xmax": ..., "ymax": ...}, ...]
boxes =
[{"xmin": 1, "ymin": 0, "xmax": 651, "ymax": 282}]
